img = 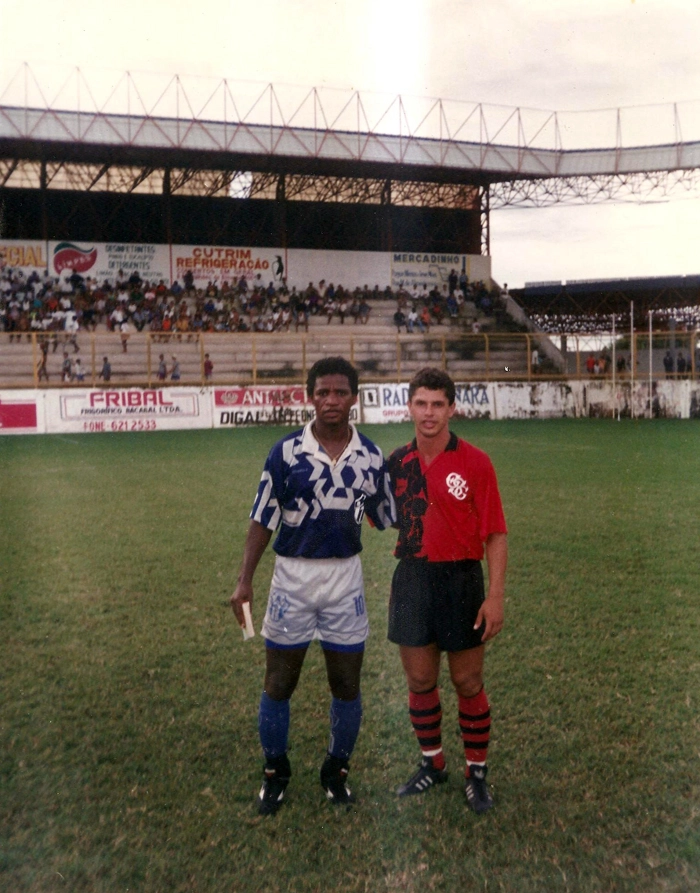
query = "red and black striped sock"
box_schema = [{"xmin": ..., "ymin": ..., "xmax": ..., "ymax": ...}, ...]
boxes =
[
  {"xmin": 458, "ymin": 688, "xmax": 491, "ymax": 775},
  {"xmin": 408, "ymin": 686, "xmax": 445, "ymax": 771}
]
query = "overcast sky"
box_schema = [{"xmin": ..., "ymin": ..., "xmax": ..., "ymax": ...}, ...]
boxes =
[{"xmin": 2, "ymin": 0, "xmax": 700, "ymax": 287}]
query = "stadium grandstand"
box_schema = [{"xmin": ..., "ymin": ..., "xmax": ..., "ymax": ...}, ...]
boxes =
[{"xmin": 1, "ymin": 68, "xmax": 700, "ymax": 386}]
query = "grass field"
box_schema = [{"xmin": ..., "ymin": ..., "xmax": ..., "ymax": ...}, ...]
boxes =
[{"xmin": 1, "ymin": 420, "xmax": 699, "ymax": 893}]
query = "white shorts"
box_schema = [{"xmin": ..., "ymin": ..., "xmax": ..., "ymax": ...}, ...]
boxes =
[{"xmin": 261, "ymin": 554, "xmax": 368, "ymax": 651}]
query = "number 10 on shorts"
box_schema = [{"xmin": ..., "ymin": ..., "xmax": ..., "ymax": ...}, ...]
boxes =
[{"xmin": 353, "ymin": 594, "xmax": 366, "ymax": 617}]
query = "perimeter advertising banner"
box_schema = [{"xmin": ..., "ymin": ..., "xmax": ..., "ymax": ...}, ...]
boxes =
[
  {"xmin": 0, "ymin": 390, "xmax": 42, "ymax": 434},
  {"xmin": 212, "ymin": 386, "xmax": 359, "ymax": 427},
  {"xmin": 2, "ymin": 381, "xmax": 700, "ymax": 435},
  {"xmin": 45, "ymin": 388, "xmax": 213, "ymax": 433}
]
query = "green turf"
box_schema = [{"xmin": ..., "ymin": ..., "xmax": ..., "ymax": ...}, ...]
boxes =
[{"xmin": 1, "ymin": 420, "xmax": 698, "ymax": 892}]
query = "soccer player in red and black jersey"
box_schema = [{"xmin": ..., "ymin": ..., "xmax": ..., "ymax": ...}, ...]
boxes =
[{"xmin": 387, "ymin": 367, "xmax": 508, "ymax": 813}]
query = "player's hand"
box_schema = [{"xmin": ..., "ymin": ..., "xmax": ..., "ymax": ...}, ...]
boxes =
[
  {"xmin": 230, "ymin": 582, "xmax": 253, "ymax": 628},
  {"xmin": 475, "ymin": 596, "xmax": 504, "ymax": 643}
]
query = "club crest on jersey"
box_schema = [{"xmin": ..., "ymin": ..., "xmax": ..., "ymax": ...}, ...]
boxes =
[
  {"xmin": 446, "ymin": 472, "xmax": 469, "ymax": 500},
  {"xmin": 354, "ymin": 493, "xmax": 367, "ymax": 524}
]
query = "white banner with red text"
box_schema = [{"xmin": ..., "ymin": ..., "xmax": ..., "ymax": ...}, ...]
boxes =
[
  {"xmin": 212, "ymin": 386, "xmax": 359, "ymax": 428},
  {"xmin": 0, "ymin": 240, "xmax": 491, "ymax": 293},
  {"xmin": 44, "ymin": 387, "xmax": 213, "ymax": 434},
  {"xmin": 1, "ymin": 380, "xmax": 698, "ymax": 435}
]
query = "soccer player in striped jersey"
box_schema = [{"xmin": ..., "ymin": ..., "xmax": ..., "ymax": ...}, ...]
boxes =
[
  {"xmin": 231, "ymin": 357, "xmax": 395, "ymax": 815},
  {"xmin": 387, "ymin": 367, "xmax": 508, "ymax": 813}
]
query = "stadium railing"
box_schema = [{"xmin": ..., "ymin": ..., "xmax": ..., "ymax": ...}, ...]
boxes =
[{"xmin": 0, "ymin": 329, "xmax": 696, "ymax": 387}]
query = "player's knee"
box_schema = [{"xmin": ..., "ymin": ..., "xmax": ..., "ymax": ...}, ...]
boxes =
[
  {"xmin": 324, "ymin": 649, "xmax": 363, "ymax": 700},
  {"xmin": 405, "ymin": 669, "xmax": 439, "ymax": 694},
  {"xmin": 329, "ymin": 678, "xmax": 360, "ymax": 700},
  {"xmin": 263, "ymin": 669, "xmax": 299, "ymax": 701},
  {"xmin": 451, "ymin": 668, "xmax": 483, "ymax": 698},
  {"xmin": 326, "ymin": 666, "xmax": 361, "ymax": 700}
]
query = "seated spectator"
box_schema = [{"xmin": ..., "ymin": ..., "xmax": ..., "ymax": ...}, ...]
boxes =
[{"xmin": 393, "ymin": 308, "xmax": 407, "ymax": 332}]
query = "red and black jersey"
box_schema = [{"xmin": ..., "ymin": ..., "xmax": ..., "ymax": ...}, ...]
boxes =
[{"xmin": 388, "ymin": 432, "xmax": 507, "ymax": 562}]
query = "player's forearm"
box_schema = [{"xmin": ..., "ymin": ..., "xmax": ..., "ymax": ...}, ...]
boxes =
[
  {"xmin": 484, "ymin": 532, "xmax": 507, "ymax": 600},
  {"xmin": 237, "ymin": 519, "xmax": 273, "ymax": 584}
]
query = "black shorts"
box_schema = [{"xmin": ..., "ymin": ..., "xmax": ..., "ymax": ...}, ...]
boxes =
[{"xmin": 388, "ymin": 558, "xmax": 485, "ymax": 651}]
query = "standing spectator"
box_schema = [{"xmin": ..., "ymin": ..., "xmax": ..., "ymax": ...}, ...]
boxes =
[
  {"xmin": 120, "ymin": 320, "xmax": 131, "ymax": 353},
  {"xmin": 170, "ymin": 356, "xmax": 181, "ymax": 381},
  {"xmin": 203, "ymin": 353, "xmax": 214, "ymax": 381},
  {"xmin": 294, "ymin": 296, "xmax": 309, "ymax": 333},
  {"xmin": 99, "ymin": 357, "xmax": 112, "ymax": 382},
  {"xmin": 61, "ymin": 352, "xmax": 73, "ymax": 383},
  {"xmin": 157, "ymin": 353, "xmax": 167, "ymax": 381},
  {"xmin": 663, "ymin": 350, "xmax": 674, "ymax": 378},
  {"xmin": 73, "ymin": 358, "xmax": 85, "ymax": 383},
  {"xmin": 37, "ymin": 344, "xmax": 49, "ymax": 382},
  {"xmin": 459, "ymin": 268, "xmax": 468, "ymax": 297}
]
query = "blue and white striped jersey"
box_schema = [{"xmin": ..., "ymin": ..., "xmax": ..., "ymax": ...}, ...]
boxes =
[{"xmin": 251, "ymin": 422, "xmax": 396, "ymax": 559}]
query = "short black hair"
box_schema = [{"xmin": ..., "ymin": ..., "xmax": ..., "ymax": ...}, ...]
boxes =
[
  {"xmin": 408, "ymin": 367, "xmax": 456, "ymax": 405},
  {"xmin": 306, "ymin": 356, "xmax": 359, "ymax": 397}
]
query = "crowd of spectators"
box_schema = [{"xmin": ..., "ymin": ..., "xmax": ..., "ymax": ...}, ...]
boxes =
[
  {"xmin": 390, "ymin": 272, "xmax": 497, "ymax": 334},
  {"xmin": 532, "ymin": 304, "xmax": 700, "ymax": 336},
  {"xmin": 1, "ymin": 263, "xmax": 501, "ymax": 344},
  {"xmin": 532, "ymin": 312, "xmax": 619, "ymax": 335}
]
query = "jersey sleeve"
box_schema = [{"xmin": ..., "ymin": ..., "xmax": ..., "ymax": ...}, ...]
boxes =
[
  {"xmin": 250, "ymin": 443, "xmax": 285, "ymax": 531},
  {"xmin": 473, "ymin": 453, "xmax": 507, "ymax": 541},
  {"xmin": 363, "ymin": 462, "xmax": 397, "ymax": 531}
]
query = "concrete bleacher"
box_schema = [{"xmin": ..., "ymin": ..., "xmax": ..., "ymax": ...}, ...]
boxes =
[{"xmin": 0, "ymin": 299, "xmax": 531, "ymax": 386}]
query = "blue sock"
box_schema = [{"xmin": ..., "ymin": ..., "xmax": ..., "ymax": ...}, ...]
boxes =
[
  {"xmin": 328, "ymin": 693, "xmax": 363, "ymax": 760},
  {"xmin": 258, "ymin": 691, "xmax": 290, "ymax": 760}
]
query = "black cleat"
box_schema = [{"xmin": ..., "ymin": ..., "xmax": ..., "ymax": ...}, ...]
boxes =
[
  {"xmin": 464, "ymin": 764, "xmax": 493, "ymax": 814},
  {"xmin": 320, "ymin": 753, "xmax": 356, "ymax": 805},
  {"xmin": 257, "ymin": 754, "xmax": 291, "ymax": 816},
  {"xmin": 397, "ymin": 756, "xmax": 448, "ymax": 797}
]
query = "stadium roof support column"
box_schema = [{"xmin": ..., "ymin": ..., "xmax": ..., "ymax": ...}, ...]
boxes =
[
  {"xmin": 275, "ymin": 174, "xmax": 287, "ymax": 251},
  {"xmin": 381, "ymin": 178, "xmax": 392, "ymax": 253},
  {"xmin": 39, "ymin": 158, "xmax": 48, "ymax": 243},
  {"xmin": 480, "ymin": 186, "xmax": 490, "ymax": 257},
  {"xmin": 163, "ymin": 167, "xmax": 172, "ymax": 246}
]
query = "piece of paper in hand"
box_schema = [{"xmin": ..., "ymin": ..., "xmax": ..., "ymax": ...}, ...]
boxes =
[{"xmin": 242, "ymin": 601, "xmax": 255, "ymax": 640}]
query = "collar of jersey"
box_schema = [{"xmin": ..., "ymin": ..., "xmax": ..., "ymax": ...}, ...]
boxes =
[
  {"xmin": 301, "ymin": 420, "xmax": 361, "ymax": 463},
  {"xmin": 409, "ymin": 430, "xmax": 459, "ymax": 455}
]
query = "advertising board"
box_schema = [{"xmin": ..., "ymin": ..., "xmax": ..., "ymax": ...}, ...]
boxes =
[{"xmin": 45, "ymin": 388, "xmax": 212, "ymax": 433}]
